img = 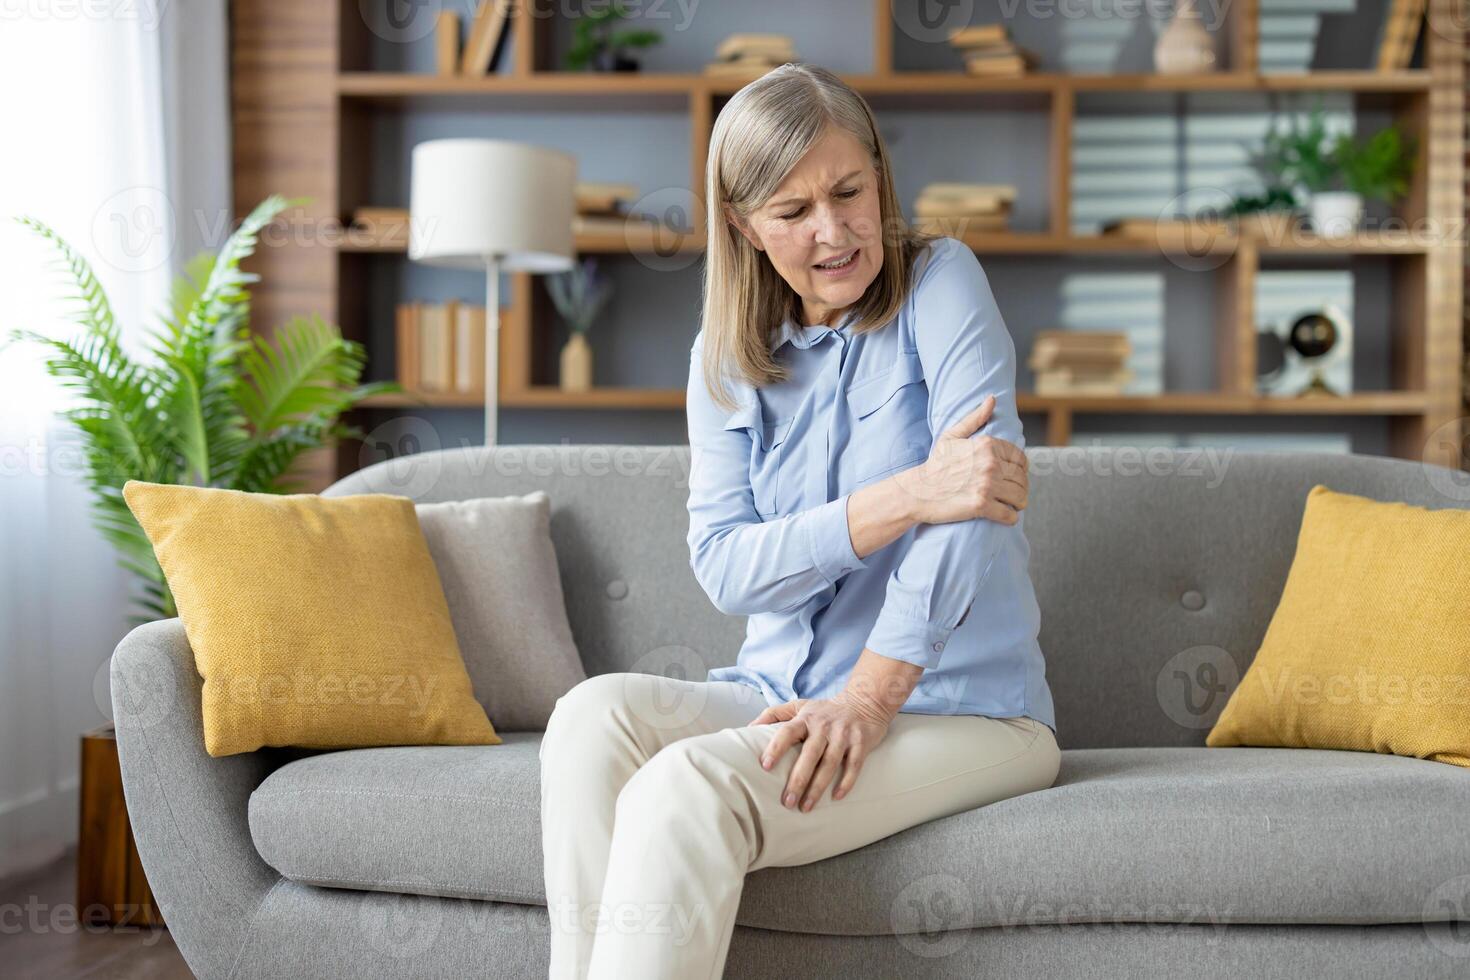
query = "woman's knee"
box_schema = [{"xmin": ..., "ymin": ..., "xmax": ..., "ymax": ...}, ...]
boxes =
[{"xmin": 542, "ymin": 673, "xmax": 634, "ymax": 752}]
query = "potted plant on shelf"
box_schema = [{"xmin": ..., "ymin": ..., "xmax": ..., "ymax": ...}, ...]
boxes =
[
  {"xmin": 1322, "ymin": 125, "xmax": 1416, "ymax": 236},
  {"xmin": 563, "ymin": 0, "xmax": 662, "ymax": 72},
  {"xmin": 1257, "ymin": 103, "xmax": 1416, "ymax": 238},
  {"xmin": 546, "ymin": 256, "xmax": 613, "ymax": 392}
]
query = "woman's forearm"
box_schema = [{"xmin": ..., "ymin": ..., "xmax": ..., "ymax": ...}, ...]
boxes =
[{"xmin": 844, "ymin": 472, "xmax": 922, "ymax": 560}]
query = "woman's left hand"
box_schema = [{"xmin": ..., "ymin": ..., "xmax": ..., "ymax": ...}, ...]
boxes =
[{"xmin": 747, "ymin": 693, "xmax": 894, "ymax": 811}]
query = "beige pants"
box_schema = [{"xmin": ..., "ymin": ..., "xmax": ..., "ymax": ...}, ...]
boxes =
[{"xmin": 539, "ymin": 672, "xmax": 1061, "ymax": 980}]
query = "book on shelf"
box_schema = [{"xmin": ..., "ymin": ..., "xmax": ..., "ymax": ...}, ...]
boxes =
[
  {"xmin": 395, "ymin": 301, "xmax": 495, "ymax": 398},
  {"xmin": 435, "ymin": 11, "xmax": 460, "ymax": 76},
  {"xmin": 460, "ymin": 0, "xmax": 512, "ymax": 76},
  {"xmin": 576, "ymin": 182, "xmax": 641, "ymax": 215},
  {"xmin": 947, "ymin": 24, "xmax": 1010, "ymax": 48},
  {"xmin": 1028, "ymin": 330, "xmax": 1131, "ymax": 374},
  {"xmin": 915, "ymin": 193, "xmax": 1013, "ymax": 218},
  {"xmin": 714, "ymin": 33, "xmax": 795, "ymax": 61},
  {"xmin": 1374, "ymin": 0, "xmax": 1425, "ymax": 71},
  {"xmin": 963, "ymin": 51, "xmax": 1038, "ymax": 76},
  {"xmin": 1033, "ymin": 368, "xmax": 1133, "ymax": 396}
]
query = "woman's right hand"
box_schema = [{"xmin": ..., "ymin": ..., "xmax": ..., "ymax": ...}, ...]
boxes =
[{"xmin": 892, "ymin": 394, "xmax": 1029, "ymax": 526}]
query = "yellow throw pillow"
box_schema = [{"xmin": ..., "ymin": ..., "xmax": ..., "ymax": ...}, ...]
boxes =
[
  {"xmin": 1206, "ymin": 484, "xmax": 1470, "ymax": 767},
  {"xmin": 122, "ymin": 481, "xmax": 501, "ymax": 757}
]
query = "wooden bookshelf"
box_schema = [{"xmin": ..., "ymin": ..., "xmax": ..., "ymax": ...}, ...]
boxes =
[{"xmin": 231, "ymin": 0, "xmax": 1466, "ymax": 488}]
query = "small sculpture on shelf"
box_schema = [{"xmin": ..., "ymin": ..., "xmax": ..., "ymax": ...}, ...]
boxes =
[
  {"xmin": 1154, "ymin": 0, "xmax": 1217, "ymax": 74},
  {"xmin": 547, "ymin": 257, "xmax": 613, "ymax": 392},
  {"xmin": 1285, "ymin": 305, "xmax": 1350, "ymax": 398}
]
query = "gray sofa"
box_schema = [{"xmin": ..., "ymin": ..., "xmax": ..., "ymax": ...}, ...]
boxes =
[{"xmin": 111, "ymin": 445, "xmax": 1470, "ymax": 978}]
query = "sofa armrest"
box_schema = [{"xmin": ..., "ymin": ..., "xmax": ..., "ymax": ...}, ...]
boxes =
[{"xmin": 110, "ymin": 618, "xmax": 285, "ymax": 980}]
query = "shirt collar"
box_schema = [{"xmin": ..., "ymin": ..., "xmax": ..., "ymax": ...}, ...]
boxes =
[{"xmin": 769, "ymin": 307, "xmax": 858, "ymax": 353}]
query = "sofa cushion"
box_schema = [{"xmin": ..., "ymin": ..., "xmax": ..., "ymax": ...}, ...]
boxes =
[
  {"xmin": 247, "ymin": 737, "xmax": 1470, "ymax": 934},
  {"xmin": 415, "ymin": 493, "xmax": 587, "ymax": 732}
]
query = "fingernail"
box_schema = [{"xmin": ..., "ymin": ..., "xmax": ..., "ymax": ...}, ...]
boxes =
[
  {"xmin": 784, "ymin": 792, "xmax": 795, "ymax": 807},
  {"xmin": 801, "ymin": 799, "xmax": 812, "ymax": 812}
]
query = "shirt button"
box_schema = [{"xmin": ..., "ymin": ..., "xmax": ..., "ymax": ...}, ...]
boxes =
[{"xmin": 932, "ymin": 641, "xmax": 945, "ymax": 653}]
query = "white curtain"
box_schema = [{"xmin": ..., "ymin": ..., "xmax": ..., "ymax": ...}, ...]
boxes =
[{"xmin": 0, "ymin": 0, "xmax": 230, "ymax": 879}]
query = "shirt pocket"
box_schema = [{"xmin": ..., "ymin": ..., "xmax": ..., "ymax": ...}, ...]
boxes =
[
  {"xmin": 723, "ymin": 403, "xmax": 794, "ymax": 518},
  {"xmin": 844, "ymin": 348, "xmax": 931, "ymax": 483}
]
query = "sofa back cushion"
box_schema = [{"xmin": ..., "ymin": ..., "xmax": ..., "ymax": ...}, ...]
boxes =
[{"xmin": 325, "ymin": 445, "xmax": 1468, "ymax": 749}]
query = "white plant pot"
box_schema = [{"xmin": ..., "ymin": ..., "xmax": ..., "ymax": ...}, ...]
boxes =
[{"xmin": 1309, "ymin": 192, "xmax": 1363, "ymax": 238}]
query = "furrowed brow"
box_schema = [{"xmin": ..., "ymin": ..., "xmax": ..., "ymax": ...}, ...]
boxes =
[{"xmin": 767, "ymin": 169, "xmax": 865, "ymax": 211}]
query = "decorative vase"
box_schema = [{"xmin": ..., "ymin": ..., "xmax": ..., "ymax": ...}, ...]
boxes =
[
  {"xmin": 1308, "ymin": 192, "xmax": 1364, "ymax": 238},
  {"xmin": 1154, "ymin": 0, "xmax": 1217, "ymax": 74},
  {"xmin": 560, "ymin": 331, "xmax": 593, "ymax": 391}
]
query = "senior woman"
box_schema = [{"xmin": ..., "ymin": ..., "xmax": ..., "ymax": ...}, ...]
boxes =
[{"xmin": 540, "ymin": 63, "xmax": 1059, "ymax": 979}]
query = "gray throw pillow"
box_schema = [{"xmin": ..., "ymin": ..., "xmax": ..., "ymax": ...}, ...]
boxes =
[{"xmin": 415, "ymin": 491, "xmax": 586, "ymax": 731}]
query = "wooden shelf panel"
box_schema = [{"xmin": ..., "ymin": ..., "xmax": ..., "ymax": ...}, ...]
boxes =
[
  {"xmin": 337, "ymin": 70, "xmax": 1432, "ymax": 106},
  {"xmin": 359, "ymin": 390, "xmax": 1428, "ymax": 415},
  {"xmin": 339, "ymin": 230, "xmax": 1430, "ymax": 257},
  {"xmin": 1017, "ymin": 392, "xmax": 1429, "ymax": 415}
]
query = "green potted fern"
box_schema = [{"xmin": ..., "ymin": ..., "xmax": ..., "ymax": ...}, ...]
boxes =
[{"xmin": 4, "ymin": 194, "xmax": 399, "ymax": 625}]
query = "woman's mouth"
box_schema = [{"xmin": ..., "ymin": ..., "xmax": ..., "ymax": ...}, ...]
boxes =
[{"xmin": 813, "ymin": 247, "xmax": 860, "ymax": 277}]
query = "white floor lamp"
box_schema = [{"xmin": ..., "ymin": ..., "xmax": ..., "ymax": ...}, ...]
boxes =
[{"xmin": 408, "ymin": 139, "xmax": 577, "ymax": 445}]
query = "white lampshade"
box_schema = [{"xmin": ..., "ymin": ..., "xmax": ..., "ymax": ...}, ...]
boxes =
[{"xmin": 408, "ymin": 138, "xmax": 576, "ymax": 272}]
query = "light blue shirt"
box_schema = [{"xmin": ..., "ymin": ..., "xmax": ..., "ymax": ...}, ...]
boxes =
[{"xmin": 685, "ymin": 236, "xmax": 1057, "ymax": 734}]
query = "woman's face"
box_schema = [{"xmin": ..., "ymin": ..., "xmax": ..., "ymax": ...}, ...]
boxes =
[{"xmin": 727, "ymin": 124, "xmax": 883, "ymax": 329}]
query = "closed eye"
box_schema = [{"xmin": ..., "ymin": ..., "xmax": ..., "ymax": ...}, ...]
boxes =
[{"xmin": 781, "ymin": 187, "xmax": 860, "ymax": 221}]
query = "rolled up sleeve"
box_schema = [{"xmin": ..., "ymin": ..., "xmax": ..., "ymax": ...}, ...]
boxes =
[
  {"xmin": 863, "ymin": 240, "xmax": 1024, "ymax": 670},
  {"xmin": 686, "ymin": 339, "xmax": 867, "ymax": 617}
]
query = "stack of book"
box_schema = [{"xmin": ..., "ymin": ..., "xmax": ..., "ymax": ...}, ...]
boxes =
[
  {"xmin": 703, "ymin": 33, "xmax": 796, "ymax": 77},
  {"xmin": 1028, "ymin": 330, "xmax": 1132, "ymax": 396},
  {"xmin": 948, "ymin": 24, "xmax": 1039, "ymax": 77},
  {"xmin": 912, "ymin": 183, "xmax": 1016, "ymax": 235},
  {"xmin": 350, "ymin": 206, "xmax": 410, "ymax": 248},
  {"xmin": 396, "ymin": 301, "xmax": 497, "ymax": 397},
  {"xmin": 572, "ymin": 182, "xmax": 658, "ymax": 237}
]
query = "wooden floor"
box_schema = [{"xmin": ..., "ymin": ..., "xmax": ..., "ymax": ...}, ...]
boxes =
[{"xmin": 0, "ymin": 850, "xmax": 192, "ymax": 979}]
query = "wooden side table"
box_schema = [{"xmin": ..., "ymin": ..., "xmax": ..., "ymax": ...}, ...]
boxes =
[{"xmin": 77, "ymin": 725, "xmax": 164, "ymax": 927}]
